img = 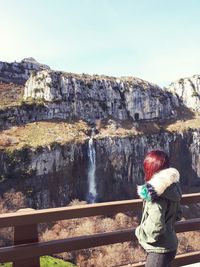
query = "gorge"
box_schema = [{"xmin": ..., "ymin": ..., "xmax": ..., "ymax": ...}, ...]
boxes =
[{"xmin": 0, "ymin": 58, "xmax": 200, "ymax": 210}]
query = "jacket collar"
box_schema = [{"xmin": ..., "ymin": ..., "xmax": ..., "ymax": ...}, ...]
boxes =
[{"xmin": 137, "ymin": 168, "xmax": 180, "ymax": 201}]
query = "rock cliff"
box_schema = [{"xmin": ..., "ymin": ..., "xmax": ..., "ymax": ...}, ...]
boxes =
[
  {"xmin": 23, "ymin": 70, "xmax": 179, "ymax": 122},
  {"xmin": 0, "ymin": 129, "xmax": 199, "ymax": 208},
  {"xmin": 168, "ymin": 75, "xmax": 200, "ymax": 112},
  {"xmin": 0, "ymin": 57, "xmax": 50, "ymax": 85}
]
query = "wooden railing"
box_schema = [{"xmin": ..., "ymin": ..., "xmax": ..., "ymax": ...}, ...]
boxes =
[{"xmin": 0, "ymin": 193, "xmax": 200, "ymax": 267}]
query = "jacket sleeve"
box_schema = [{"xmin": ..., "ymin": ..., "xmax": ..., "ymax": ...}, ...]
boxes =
[
  {"xmin": 142, "ymin": 199, "xmax": 167, "ymax": 243},
  {"xmin": 176, "ymin": 202, "xmax": 183, "ymax": 221},
  {"xmin": 175, "ymin": 183, "xmax": 183, "ymax": 221}
]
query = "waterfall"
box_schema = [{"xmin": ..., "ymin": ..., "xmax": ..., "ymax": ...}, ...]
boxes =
[{"xmin": 87, "ymin": 137, "xmax": 97, "ymax": 203}]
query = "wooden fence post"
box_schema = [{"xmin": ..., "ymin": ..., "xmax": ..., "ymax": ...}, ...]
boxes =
[{"xmin": 13, "ymin": 209, "xmax": 40, "ymax": 267}]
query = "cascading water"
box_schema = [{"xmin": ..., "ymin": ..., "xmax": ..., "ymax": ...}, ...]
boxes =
[{"xmin": 87, "ymin": 137, "xmax": 97, "ymax": 203}]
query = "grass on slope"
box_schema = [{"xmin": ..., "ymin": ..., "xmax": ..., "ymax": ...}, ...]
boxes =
[
  {"xmin": 0, "ymin": 120, "xmax": 90, "ymax": 151},
  {"xmin": 1, "ymin": 114, "xmax": 200, "ymax": 152},
  {"xmin": 0, "ymin": 104, "xmax": 199, "ymax": 152},
  {"xmin": 0, "ymin": 256, "xmax": 77, "ymax": 267},
  {"xmin": 0, "ymin": 83, "xmax": 24, "ymax": 109}
]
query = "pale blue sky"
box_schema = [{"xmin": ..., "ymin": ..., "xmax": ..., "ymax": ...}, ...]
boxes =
[{"xmin": 0, "ymin": 0, "xmax": 200, "ymax": 86}]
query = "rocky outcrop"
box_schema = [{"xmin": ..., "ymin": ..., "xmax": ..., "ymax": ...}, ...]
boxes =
[
  {"xmin": 168, "ymin": 75, "xmax": 200, "ymax": 112},
  {"xmin": 0, "ymin": 130, "xmax": 199, "ymax": 208},
  {"xmin": 0, "ymin": 142, "xmax": 89, "ymax": 208},
  {"xmin": 0, "ymin": 58, "xmax": 50, "ymax": 85},
  {"xmin": 0, "ymin": 103, "xmax": 50, "ymax": 129},
  {"xmin": 95, "ymin": 130, "xmax": 200, "ymax": 201},
  {"xmin": 23, "ymin": 70, "xmax": 179, "ymax": 122}
]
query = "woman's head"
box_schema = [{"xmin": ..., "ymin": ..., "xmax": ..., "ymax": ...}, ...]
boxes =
[{"xmin": 143, "ymin": 150, "xmax": 169, "ymax": 182}]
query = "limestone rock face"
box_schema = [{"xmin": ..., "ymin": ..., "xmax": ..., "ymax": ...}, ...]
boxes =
[
  {"xmin": 168, "ymin": 75, "xmax": 200, "ymax": 112},
  {"xmin": 24, "ymin": 70, "xmax": 179, "ymax": 122},
  {"xmin": 0, "ymin": 58, "xmax": 50, "ymax": 84},
  {"xmin": 1, "ymin": 130, "xmax": 200, "ymax": 208},
  {"xmin": 95, "ymin": 130, "xmax": 200, "ymax": 198},
  {"xmin": 0, "ymin": 142, "xmax": 89, "ymax": 208}
]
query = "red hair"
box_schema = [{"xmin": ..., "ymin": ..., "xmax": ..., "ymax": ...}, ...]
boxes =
[{"xmin": 143, "ymin": 150, "xmax": 169, "ymax": 182}]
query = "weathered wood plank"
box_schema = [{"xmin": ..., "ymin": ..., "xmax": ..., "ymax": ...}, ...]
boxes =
[
  {"xmin": 122, "ymin": 250, "xmax": 200, "ymax": 267},
  {"xmin": 173, "ymin": 250, "xmax": 200, "ymax": 266},
  {"xmin": 0, "ymin": 193, "xmax": 199, "ymax": 227},
  {"xmin": 0, "ymin": 199, "xmax": 142, "ymax": 227},
  {"xmin": 13, "ymin": 209, "xmax": 40, "ymax": 267}
]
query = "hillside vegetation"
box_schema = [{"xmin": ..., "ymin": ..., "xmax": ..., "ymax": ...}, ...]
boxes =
[
  {"xmin": 0, "ymin": 82, "xmax": 24, "ymax": 108},
  {"xmin": 0, "ymin": 256, "xmax": 77, "ymax": 267},
  {"xmin": 0, "ymin": 111, "xmax": 200, "ymax": 152},
  {"xmin": 0, "ymin": 121, "xmax": 89, "ymax": 151}
]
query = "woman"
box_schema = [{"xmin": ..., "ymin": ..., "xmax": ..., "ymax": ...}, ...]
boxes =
[{"xmin": 135, "ymin": 150, "xmax": 182, "ymax": 267}]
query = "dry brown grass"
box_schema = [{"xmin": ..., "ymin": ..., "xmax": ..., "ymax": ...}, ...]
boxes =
[
  {"xmin": 40, "ymin": 213, "xmax": 142, "ymax": 267},
  {"xmin": 0, "ymin": 82, "xmax": 24, "ymax": 108},
  {"xmin": 0, "ymin": 134, "xmax": 13, "ymax": 147},
  {"xmin": 96, "ymin": 119, "xmax": 140, "ymax": 138},
  {"xmin": 0, "ymin": 134, "xmax": 19, "ymax": 147},
  {"xmin": 165, "ymin": 115, "xmax": 200, "ymax": 132},
  {"xmin": 96, "ymin": 113, "xmax": 200, "ymax": 139},
  {"xmin": 0, "ymin": 190, "xmax": 27, "ymax": 247},
  {"xmin": 0, "ymin": 120, "xmax": 90, "ymax": 150},
  {"xmin": 0, "ymin": 189, "xmax": 26, "ymax": 214},
  {"xmin": 177, "ymin": 231, "xmax": 200, "ymax": 254}
]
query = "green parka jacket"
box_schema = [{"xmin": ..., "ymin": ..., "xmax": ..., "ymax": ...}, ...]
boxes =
[{"xmin": 135, "ymin": 168, "xmax": 182, "ymax": 253}]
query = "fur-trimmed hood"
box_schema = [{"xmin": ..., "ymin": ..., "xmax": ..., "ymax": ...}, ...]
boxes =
[{"xmin": 137, "ymin": 168, "xmax": 182, "ymax": 202}]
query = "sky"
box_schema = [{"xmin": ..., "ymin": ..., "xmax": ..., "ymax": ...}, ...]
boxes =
[{"xmin": 0, "ymin": 0, "xmax": 200, "ymax": 86}]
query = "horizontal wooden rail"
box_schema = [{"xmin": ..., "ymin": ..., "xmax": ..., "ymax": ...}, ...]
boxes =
[
  {"xmin": 173, "ymin": 250, "xmax": 200, "ymax": 267},
  {"xmin": 0, "ymin": 193, "xmax": 200, "ymax": 228},
  {"xmin": 0, "ymin": 199, "xmax": 141, "ymax": 228},
  {"xmin": 120, "ymin": 250, "xmax": 200, "ymax": 267},
  {"xmin": 175, "ymin": 217, "xmax": 200, "ymax": 233},
  {"xmin": 0, "ymin": 218, "xmax": 200, "ymax": 262},
  {"xmin": 180, "ymin": 192, "xmax": 200, "ymax": 204},
  {"xmin": 0, "ymin": 193, "xmax": 199, "ymax": 266}
]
